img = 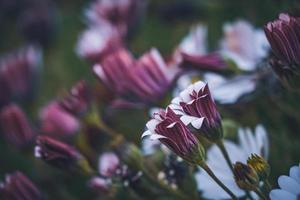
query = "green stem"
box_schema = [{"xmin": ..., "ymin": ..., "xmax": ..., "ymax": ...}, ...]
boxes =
[
  {"xmin": 200, "ymin": 162, "xmax": 238, "ymax": 200},
  {"xmin": 253, "ymin": 188, "xmax": 268, "ymax": 200},
  {"xmin": 216, "ymin": 140, "xmax": 234, "ymax": 172},
  {"xmin": 245, "ymin": 191, "xmax": 254, "ymax": 200},
  {"xmin": 264, "ymin": 180, "xmax": 272, "ymax": 193}
]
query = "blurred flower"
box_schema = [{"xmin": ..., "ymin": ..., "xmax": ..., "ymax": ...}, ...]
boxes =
[
  {"xmin": 170, "ymin": 81, "xmax": 222, "ymax": 142},
  {"xmin": 88, "ymin": 177, "xmax": 111, "ymax": 195},
  {"xmin": 85, "ymin": 0, "xmax": 145, "ymax": 36},
  {"xmin": 94, "ymin": 48, "xmax": 180, "ymax": 105},
  {"xmin": 0, "ymin": 45, "xmax": 42, "ymax": 105},
  {"xmin": 269, "ymin": 163, "xmax": 300, "ymax": 200},
  {"xmin": 39, "ymin": 101, "xmax": 80, "ymax": 135},
  {"xmin": 76, "ymin": 26, "xmax": 122, "ymax": 62},
  {"xmin": 195, "ymin": 124, "xmax": 269, "ymax": 199},
  {"xmin": 0, "ymin": 104, "xmax": 35, "ymax": 148},
  {"xmin": 142, "ymin": 107, "xmax": 205, "ymax": 165},
  {"xmin": 264, "ymin": 13, "xmax": 300, "ymax": 89},
  {"xmin": 177, "ymin": 24, "xmax": 226, "ymax": 70},
  {"xmin": 0, "ymin": 171, "xmax": 42, "ymax": 200},
  {"xmin": 247, "ymin": 154, "xmax": 270, "ymax": 181},
  {"xmin": 221, "ymin": 20, "xmax": 269, "ymax": 71},
  {"xmin": 35, "ymin": 136, "xmax": 83, "ymax": 170},
  {"xmin": 203, "ymin": 72, "xmax": 257, "ymax": 104},
  {"xmin": 98, "ymin": 152, "xmax": 120, "ymax": 177},
  {"xmin": 233, "ymin": 162, "xmax": 259, "ymax": 190},
  {"xmin": 59, "ymin": 80, "xmax": 91, "ymax": 116}
]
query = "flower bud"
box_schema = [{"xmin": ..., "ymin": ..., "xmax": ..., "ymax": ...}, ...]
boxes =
[
  {"xmin": 88, "ymin": 177, "xmax": 111, "ymax": 195},
  {"xmin": 35, "ymin": 136, "xmax": 88, "ymax": 172},
  {"xmin": 98, "ymin": 152, "xmax": 120, "ymax": 177},
  {"xmin": 0, "ymin": 171, "xmax": 42, "ymax": 200},
  {"xmin": 233, "ymin": 162, "xmax": 259, "ymax": 191},
  {"xmin": 247, "ymin": 154, "xmax": 270, "ymax": 181},
  {"xmin": 0, "ymin": 104, "xmax": 35, "ymax": 148}
]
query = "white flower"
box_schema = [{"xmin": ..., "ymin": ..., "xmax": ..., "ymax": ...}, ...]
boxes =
[
  {"xmin": 270, "ymin": 164, "xmax": 300, "ymax": 200},
  {"xmin": 179, "ymin": 24, "xmax": 208, "ymax": 56},
  {"xmin": 195, "ymin": 125, "xmax": 269, "ymax": 199},
  {"xmin": 220, "ymin": 20, "xmax": 269, "ymax": 71},
  {"xmin": 204, "ymin": 72, "xmax": 256, "ymax": 104}
]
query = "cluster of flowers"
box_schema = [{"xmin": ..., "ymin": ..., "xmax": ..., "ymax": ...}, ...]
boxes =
[{"xmin": 0, "ymin": 0, "xmax": 300, "ymax": 199}]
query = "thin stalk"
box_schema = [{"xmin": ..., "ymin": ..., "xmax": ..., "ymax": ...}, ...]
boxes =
[
  {"xmin": 200, "ymin": 162, "xmax": 238, "ymax": 200},
  {"xmin": 253, "ymin": 188, "xmax": 268, "ymax": 200},
  {"xmin": 245, "ymin": 191, "xmax": 254, "ymax": 200},
  {"xmin": 216, "ymin": 140, "xmax": 233, "ymax": 172}
]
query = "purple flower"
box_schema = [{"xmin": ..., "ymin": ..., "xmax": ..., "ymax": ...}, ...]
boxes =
[
  {"xmin": 0, "ymin": 46, "xmax": 42, "ymax": 104},
  {"xmin": 88, "ymin": 177, "xmax": 111, "ymax": 195},
  {"xmin": 142, "ymin": 108, "xmax": 204, "ymax": 164},
  {"xmin": 0, "ymin": 171, "xmax": 42, "ymax": 200},
  {"xmin": 76, "ymin": 26, "xmax": 122, "ymax": 63},
  {"xmin": 0, "ymin": 104, "xmax": 36, "ymax": 148},
  {"xmin": 264, "ymin": 13, "xmax": 300, "ymax": 88},
  {"xmin": 59, "ymin": 80, "xmax": 91, "ymax": 116},
  {"xmin": 39, "ymin": 101, "xmax": 80, "ymax": 136},
  {"xmin": 170, "ymin": 81, "xmax": 222, "ymax": 142},
  {"xmin": 98, "ymin": 152, "xmax": 120, "ymax": 177},
  {"xmin": 35, "ymin": 136, "xmax": 83, "ymax": 170}
]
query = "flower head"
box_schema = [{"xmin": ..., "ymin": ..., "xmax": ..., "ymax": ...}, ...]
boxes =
[
  {"xmin": 247, "ymin": 154, "xmax": 270, "ymax": 181},
  {"xmin": 170, "ymin": 81, "xmax": 222, "ymax": 142},
  {"xmin": 233, "ymin": 162, "xmax": 259, "ymax": 190},
  {"xmin": 39, "ymin": 101, "xmax": 80, "ymax": 135},
  {"xmin": 88, "ymin": 177, "xmax": 111, "ymax": 195},
  {"xmin": 270, "ymin": 163, "xmax": 300, "ymax": 200},
  {"xmin": 142, "ymin": 107, "xmax": 205, "ymax": 165},
  {"xmin": 98, "ymin": 152, "xmax": 120, "ymax": 177},
  {"xmin": 0, "ymin": 104, "xmax": 36, "ymax": 148},
  {"xmin": 0, "ymin": 171, "xmax": 42, "ymax": 200},
  {"xmin": 35, "ymin": 136, "xmax": 83, "ymax": 170},
  {"xmin": 264, "ymin": 13, "xmax": 300, "ymax": 89}
]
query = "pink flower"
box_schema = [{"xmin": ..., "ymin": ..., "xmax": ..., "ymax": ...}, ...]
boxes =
[
  {"xmin": 39, "ymin": 102, "xmax": 79, "ymax": 135},
  {"xmin": 98, "ymin": 152, "xmax": 120, "ymax": 177},
  {"xmin": 142, "ymin": 108, "xmax": 204, "ymax": 164}
]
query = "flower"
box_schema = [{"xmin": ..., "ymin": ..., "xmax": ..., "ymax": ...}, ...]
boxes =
[
  {"xmin": 98, "ymin": 152, "xmax": 120, "ymax": 177},
  {"xmin": 264, "ymin": 13, "xmax": 300, "ymax": 89},
  {"xmin": 247, "ymin": 154, "xmax": 270, "ymax": 181},
  {"xmin": 177, "ymin": 24, "xmax": 226, "ymax": 70},
  {"xmin": 59, "ymin": 80, "xmax": 91, "ymax": 116},
  {"xmin": 270, "ymin": 163, "xmax": 300, "ymax": 200},
  {"xmin": 0, "ymin": 104, "xmax": 36, "ymax": 148},
  {"xmin": 0, "ymin": 45, "xmax": 42, "ymax": 105},
  {"xmin": 195, "ymin": 124, "xmax": 269, "ymax": 199},
  {"xmin": 233, "ymin": 162, "xmax": 259, "ymax": 190},
  {"xmin": 0, "ymin": 171, "xmax": 42, "ymax": 200},
  {"xmin": 221, "ymin": 20, "xmax": 269, "ymax": 71},
  {"xmin": 84, "ymin": 0, "xmax": 145, "ymax": 36},
  {"xmin": 76, "ymin": 26, "xmax": 122, "ymax": 62},
  {"xmin": 88, "ymin": 177, "xmax": 111, "ymax": 195},
  {"xmin": 35, "ymin": 136, "xmax": 83, "ymax": 170},
  {"xmin": 170, "ymin": 81, "xmax": 222, "ymax": 142},
  {"xmin": 203, "ymin": 72, "xmax": 257, "ymax": 104},
  {"xmin": 142, "ymin": 107, "xmax": 205, "ymax": 165},
  {"xmin": 39, "ymin": 101, "xmax": 80, "ymax": 135}
]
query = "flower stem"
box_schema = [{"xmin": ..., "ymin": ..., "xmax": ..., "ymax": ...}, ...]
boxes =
[
  {"xmin": 216, "ymin": 140, "xmax": 233, "ymax": 172},
  {"xmin": 200, "ymin": 162, "xmax": 238, "ymax": 200},
  {"xmin": 264, "ymin": 180, "xmax": 272, "ymax": 192},
  {"xmin": 253, "ymin": 188, "xmax": 268, "ymax": 200}
]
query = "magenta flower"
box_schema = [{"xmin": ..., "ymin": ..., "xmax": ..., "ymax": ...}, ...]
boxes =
[
  {"xmin": 0, "ymin": 46, "xmax": 42, "ymax": 104},
  {"xmin": 76, "ymin": 26, "xmax": 122, "ymax": 63},
  {"xmin": 39, "ymin": 101, "xmax": 80, "ymax": 136},
  {"xmin": 264, "ymin": 13, "xmax": 300, "ymax": 88},
  {"xmin": 170, "ymin": 81, "xmax": 222, "ymax": 142},
  {"xmin": 59, "ymin": 80, "xmax": 91, "ymax": 116},
  {"xmin": 98, "ymin": 152, "xmax": 120, "ymax": 177},
  {"xmin": 0, "ymin": 171, "xmax": 42, "ymax": 200},
  {"xmin": 35, "ymin": 136, "xmax": 83, "ymax": 170},
  {"xmin": 0, "ymin": 104, "xmax": 36, "ymax": 148},
  {"xmin": 142, "ymin": 108, "xmax": 204, "ymax": 164}
]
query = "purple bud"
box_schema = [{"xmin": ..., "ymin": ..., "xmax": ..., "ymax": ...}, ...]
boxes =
[
  {"xmin": 264, "ymin": 13, "xmax": 300, "ymax": 88},
  {"xmin": 88, "ymin": 177, "xmax": 110, "ymax": 195},
  {"xmin": 0, "ymin": 171, "xmax": 42, "ymax": 200},
  {"xmin": 39, "ymin": 101, "xmax": 79, "ymax": 136},
  {"xmin": 142, "ymin": 108, "xmax": 205, "ymax": 164},
  {"xmin": 0, "ymin": 104, "xmax": 35, "ymax": 148},
  {"xmin": 170, "ymin": 81, "xmax": 222, "ymax": 142},
  {"xmin": 98, "ymin": 152, "xmax": 120, "ymax": 177},
  {"xmin": 59, "ymin": 80, "xmax": 91, "ymax": 116},
  {"xmin": 35, "ymin": 136, "xmax": 83, "ymax": 170}
]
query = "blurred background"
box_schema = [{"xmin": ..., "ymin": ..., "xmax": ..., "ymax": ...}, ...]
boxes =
[{"xmin": 0, "ymin": 0, "xmax": 300, "ymax": 199}]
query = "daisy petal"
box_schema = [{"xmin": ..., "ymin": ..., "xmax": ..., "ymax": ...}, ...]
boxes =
[
  {"xmin": 269, "ymin": 189, "xmax": 297, "ymax": 200},
  {"xmin": 278, "ymin": 175, "xmax": 300, "ymax": 195}
]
